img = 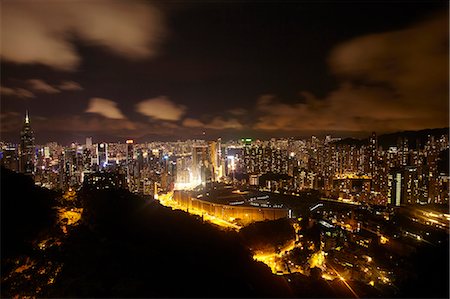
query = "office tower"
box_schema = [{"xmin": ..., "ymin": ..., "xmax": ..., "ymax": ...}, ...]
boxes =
[
  {"xmin": 403, "ymin": 166, "xmax": 419, "ymax": 204},
  {"xmin": 192, "ymin": 145, "xmax": 209, "ymax": 185},
  {"xmin": 126, "ymin": 140, "xmax": 134, "ymax": 164},
  {"xmin": 97, "ymin": 143, "xmax": 108, "ymax": 169},
  {"xmin": 398, "ymin": 137, "xmax": 409, "ymax": 166},
  {"xmin": 86, "ymin": 137, "xmax": 93, "ymax": 148},
  {"xmin": 368, "ymin": 132, "xmax": 377, "ymax": 174},
  {"xmin": 208, "ymin": 140, "xmax": 219, "ymax": 181},
  {"xmin": 216, "ymin": 138, "xmax": 224, "ymax": 179},
  {"xmin": 388, "ymin": 169, "xmax": 403, "ymax": 206},
  {"xmin": 63, "ymin": 148, "xmax": 78, "ymax": 188},
  {"xmin": 19, "ymin": 110, "xmax": 35, "ymax": 175},
  {"xmin": 243, "ymin": 145, "xmax": 289, "ymax": 175},
  {"xmin": 1, "ymin": 145, "xmax": 19, "ymax": 172},
  {"xmin": 125, "ymin": 140, "xmax": 134, "ymax": 187},
  {"xmin": 175, "ymin": 156, "xmax": 191, "ymax": 187}
]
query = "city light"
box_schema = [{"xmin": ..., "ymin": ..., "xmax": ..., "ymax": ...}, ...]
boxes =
[{"xmin": 1, "ymin": 1, "xmax": 448, "ymax": 298}]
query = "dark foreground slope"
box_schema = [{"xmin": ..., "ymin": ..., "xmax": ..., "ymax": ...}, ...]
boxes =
[
  {"xmin": 45, "ymin": 188, "xmax": 292, "ymax": 297},
  {"xmin": 1, "ymin": 167, "xmax": 57, "ymax": 259}
]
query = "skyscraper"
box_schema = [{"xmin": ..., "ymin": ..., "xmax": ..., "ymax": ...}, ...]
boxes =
[
  {"xmin": 126, "ymin": 139, "xmax": 134, "ymax": 186},
  {"xmin": 97, "ymin": 143, "xmax": 108, "ymax": 169},
  {"xmin": 19, "ymin": 110, "xmax": 35, "ymax": 175},
  {"xmin": 86, "ymin": 137, "xmax": 93, "ymax": 148},
  {"xmin": 126, "ymin": 139, "xmax": 134, "ymax": 164},
  {"xmin": 192, "ymin": 145, "xmax": 209, "ymax": 185},
  {"xmin": 1, "ymin": 145, "xmax": 19, "ymax": 172},
  {"xmin": 388, "ymin": 169, "xmax": 403, "ymax": 206},
  {"xmin": 208, "ymin": 141, "xmax": 218, "ymax": 181}
]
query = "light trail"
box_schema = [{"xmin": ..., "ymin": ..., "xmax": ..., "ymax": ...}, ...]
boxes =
[
  {"xmin": 310, "ymin": 203, "xmax": 323, "ymax": 211},
  {"xmin": 320, "ymin": 197, "xmax": 360, "ymax": 206}
]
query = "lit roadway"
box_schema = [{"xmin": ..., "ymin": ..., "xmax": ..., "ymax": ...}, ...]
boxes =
[
  {"xmin": 410, "ymin": 208, "xmax": 450, "ymax": 230},
  {"xmin": 253, "ymin": 239, "xmax": 302, "ymax": 275},
  {"xmin": 158, "ymin": 191, "xmax": 303, "ymax": 274},
  {"xmin": 157, "ymin": 191, "xmax": 242, "ymax": 230},
  {"xmin": 157, "ymin": 190, "xmax": 367, "ymax": 298}
]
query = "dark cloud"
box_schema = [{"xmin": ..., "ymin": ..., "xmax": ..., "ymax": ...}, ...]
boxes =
[
  {"xmin": 228, "ymin": 108, "xmax": 247, "ymax": 116},
  {"xmin": 58, "ymin": 81, "xmax": 83, "ymax": 91},
  {"xmin": 1, "ymin": 3, "xmax": 447, "ymax": 142},
  {"xmin": 182, "ymin": 117, "xmax": 243, "ymax": 130},
  {"xmin": 27, "ymin": 79, "xmax": 60, "ymax": 94},
  {"xmin": 0, "ymin": 112, "xmax": 180, "ymax": 141},
  {"xmin": 0, "ymin": 85, "xmax": 35, "ymax": 98},
  {"xmin": 254, "ymin": 13, "xmax": 449, "ymax": 133},
  {"xmin": 1, "ymin": 0, "xmax": 165, "ymax": 71}
]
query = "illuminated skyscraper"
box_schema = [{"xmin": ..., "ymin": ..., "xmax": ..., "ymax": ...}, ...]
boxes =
[
  {"xmin": 1, "ymin": 145, "xmax": 19, "ymax": 172},
  {"xmin": 388, "ymin": 169, "xmax": 403, "ymax": 206},
  {"xmin": 19, "ymin": 110, "xmax": 35, "ymax": 175},
  {"xmin": 126, "ymin": 140, "xmax": 134, "ymax": 165},
  {"xmin": 208, "ymin": 140, "xmax": 219, "ymax": 181},
  {"xmin": 86, "ymin": 137, "xmax": 93, "ymax": 148},
  {"xmin": 192, "ymin": 145, "xmax": 209, "ymax": 185},
  {"xmin": 97, "ymin": 143, "xmax": 108, "ymax": 169},
  {"xmin": 125, "ymin": 139, "xmax": 134, "ymax": 188}
]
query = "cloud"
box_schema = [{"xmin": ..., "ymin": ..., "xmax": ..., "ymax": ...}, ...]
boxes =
[
  {"xmin": 0, "ymin": 112, "xmax": 23, "ymax": 133},
  {"xmin": 0, "ymin": 112, "xmax": 180, "ymax": 140},
  {"xmin": 208, "ymin": 117, "xmax": 244, "ymax": 130},
  {"xmin": 2, "ymin": 79, "xmax": 82, "ymax": 98},
  {"xmin": 228, "ymin": 108, "xmax": 247, "ymax": 116},
  {"xmin": 183, "ymin": 116, "xmax": 243, "ymax": 130},
  {"xmin": 136, "ymin": 96, "xmax": 186, "ymax": 121},
  {"xmin": 255, "ymin": 14, "xmax": 449, "ymax": 133},
  {"xmin": 182, "ymin": 118, "xmax": 204, "ymax": 128},
  {"xmin": 27, "ymin": 79, "xmax": 60, "ymax": 94},
  {"xmin": 85, "ymin": 98, "xmax": 126, "ymax": 119},
  {"xmin": 39, "ymin": 115, "xmax": 137, "ymax": 132},
  {"xmin": 0, "ymin": 85, "xmax": 35, "ymax": 98},
  {"xmin": 1, "ymin": 0, "xmax": 165, "ymax": 71},
  {"xmin": 58, "ymin": 81, "xmax": 83, "ymax": 91}
]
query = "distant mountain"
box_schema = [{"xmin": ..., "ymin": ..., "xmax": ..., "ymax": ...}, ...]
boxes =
[
  {"xmin": 376, "ymin": 128, "xmax": 448, "ymax": 149},
  {"xmin": 332, "ymin": 137, "xmax": 367, "ymax": 147},
  {"xmin": 332, "ymin": 128, "xmax": 449, "ymax": 149}
]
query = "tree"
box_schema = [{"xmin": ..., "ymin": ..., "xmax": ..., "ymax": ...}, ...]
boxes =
[{"xmin": 1, "ymin": 167, "xmax": 57, "ymax": 259}]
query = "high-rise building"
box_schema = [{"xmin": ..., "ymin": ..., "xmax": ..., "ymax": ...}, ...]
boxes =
[
  {"xmin": 125, "ymin": 139, "xmax": 134, "ymax": 187},
  {"xmin": 369, "ymin": 132, "xmax": 378, "ymax": 191},
  {"xmin": 208, "ymin": 140, "xmax": 219, "ymax": 181},
  {"xmin": 388, "ymin": 169, "xmax": 403, "ymax": 206},
  {"xmin": 175, "ymin": 155, "xmax": 191, "ymax": 187},
  {"xmin": 96, "ymin": 143, "xmax": 108, "ymax": 169},
  {"xmin": 19, "ymin": 110, "xmax": 35, "ymax": 175},
  {"xmin": 86, "ymin": 137, "xmax": 93, "ymax": 148},
  {"xmin": 126, "ymin": 140, "xmax": 134, "ymax": 164},
  {"xmin": 243, "ymin": 145, "xmax": 289, "ymax": 175},
  {"xmin": 192, "ymin": 145, "xmax": 209, "ymax": 185},
  {"xmin": 1, "ymin": 145, "xmax": 19, "ymax": 172}
]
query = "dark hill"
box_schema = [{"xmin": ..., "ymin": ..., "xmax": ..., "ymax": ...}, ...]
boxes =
[
  {"xmin": 46, "ymin": 188, "xmax": 293, "ymax": 297},
  {"xmin": 332, "ymin": 128, "xmax": 448, "ymax": 149},
  {"xmin": 0, "ymin": 167, "xmax": 57, "ymax": 259}
]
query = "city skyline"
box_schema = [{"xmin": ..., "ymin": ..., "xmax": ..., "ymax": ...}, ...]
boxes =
[
  {"xmin": 1, "ymin": 1, "xmax": 448, "ymax": 144},
  {"xmin": 1, "ymin": 2, "xmax": 449, "ymax": 298}
]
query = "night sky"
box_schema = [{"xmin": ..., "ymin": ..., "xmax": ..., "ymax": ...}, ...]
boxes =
[{"xmin": 1, "ymin": 0, "xmax": 448, "ymax": 144}]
